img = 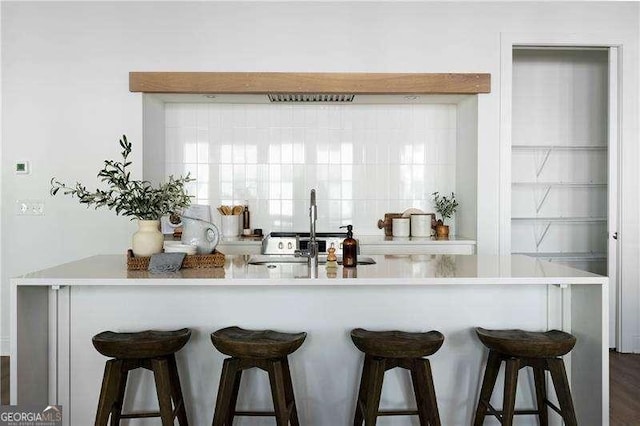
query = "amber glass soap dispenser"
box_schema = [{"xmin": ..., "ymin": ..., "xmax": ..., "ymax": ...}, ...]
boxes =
[{"xmin": 340, "ymin": 224, "xmax": 358, "ymax": 267}]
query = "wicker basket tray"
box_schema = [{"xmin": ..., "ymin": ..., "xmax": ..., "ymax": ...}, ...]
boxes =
[{"xmin": 127, "ymin": 249, "xmax": 225, "ymax": 271}]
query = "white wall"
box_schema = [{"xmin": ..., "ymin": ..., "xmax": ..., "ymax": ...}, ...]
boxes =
[
  {"xmin": 1, "ymin": 1, "xmax": 638, "ymax": 353},
  {"xmin": 455, "ymin": 96, "xmax": 478, "ymax": 240},
  {"xmin": 0, "ymin": 0, "xmax": 4, "ymax": 354}
]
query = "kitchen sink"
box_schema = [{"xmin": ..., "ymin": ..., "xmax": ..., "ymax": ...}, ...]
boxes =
[{"xmin": 247, "ymin": 255, "xmax": 376, "ymax": 266}]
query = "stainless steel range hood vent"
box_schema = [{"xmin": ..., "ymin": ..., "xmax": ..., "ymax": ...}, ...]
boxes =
[{"xmin": 268, "ymin": 93, "xmax": 355, "ymax": 103}]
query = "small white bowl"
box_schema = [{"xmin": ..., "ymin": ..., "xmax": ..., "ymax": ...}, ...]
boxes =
[
  {"xmin": 163, "ymin": 240, "xmax": 182, "ymax": 247},
  {"xmin": 164, "ymin": 243, "xmax": 197, "ymax": 255}
]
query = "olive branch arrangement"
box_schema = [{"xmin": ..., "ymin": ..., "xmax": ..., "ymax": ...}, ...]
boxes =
[
  {"xmin": 50, "ymin": 135, "xmax": 194, "ymax": 220},
  {"xmin": 432, "ymin": 192, "xmax": 458, "ymax": 223}
]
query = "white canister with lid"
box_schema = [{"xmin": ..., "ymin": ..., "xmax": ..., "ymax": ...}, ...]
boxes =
[
  {"xmin": 410, "ymin": 214, "xmax": 432, "ymax": 237},
  {"xmin": 392, "ymin": 217, "xmax": 410, "ymax": 237}
]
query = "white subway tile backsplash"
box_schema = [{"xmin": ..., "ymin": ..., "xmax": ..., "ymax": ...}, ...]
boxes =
[
  {"xmin": 219, "ymin": 164, "xmax": 233, "ymax": 183},
  {"xmin": 184, "ymin": 163, "xmax": 198, "ymax": 179},
  {"xmin": 165, "ymin": 103, "xmax": 456, "ymax": 234},
  {"xmin": 179, "ymin": 104, "xmax": 198, "ymax": 128},
  {"xmin": 165, "ymin": 128, "xmax": 181, "ymax": 163},
  {"xmin": 197, "ymin": 164, "xmax": 210, "ymax": 183},
  {"xmin": 196, "ymin": 106, "xmax": 208, "ymax": 129}
]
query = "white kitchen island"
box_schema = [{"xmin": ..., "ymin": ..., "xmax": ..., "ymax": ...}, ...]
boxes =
[{"xmin": 11, "ymin": 254, "xmax": 607, "ymax": 425}]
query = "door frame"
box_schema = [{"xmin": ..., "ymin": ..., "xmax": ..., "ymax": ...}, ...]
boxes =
[
  {"xmin": 608, "ymin": 47, "xmax": 621, "ymax": 349},
  {"xmin": 499, "ymin": 32, "xmax": 635, "ymax": 351}
]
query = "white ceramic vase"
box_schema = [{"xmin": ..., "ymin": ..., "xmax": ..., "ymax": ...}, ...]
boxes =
[{"xmin": 132, "ymin": 219, "xmax": 164, "ymax": 257}]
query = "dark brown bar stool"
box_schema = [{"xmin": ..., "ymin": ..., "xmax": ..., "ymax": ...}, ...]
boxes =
[
  {"xmin": 92, "ymin": 328, "xmax": 191, "ymax": 426},
  {"xmin": 210, "ymin": 326, "xmax": 307, "ymax": 426},
  {"xmin": 473, "ymin": 327, "xmax": 578, "ymax": 426},
  {"xmin": 350, "ymin": 328, "xmax": 444, "ymax": 426}
]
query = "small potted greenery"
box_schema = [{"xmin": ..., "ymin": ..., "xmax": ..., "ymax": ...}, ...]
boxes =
[
  {"xmin": 432, "ymin": 192, "xmax": 458, "ymax": 239},
  {"xmin": 50, "ymin": 135, "xmax": 194, "ymax": 256}
]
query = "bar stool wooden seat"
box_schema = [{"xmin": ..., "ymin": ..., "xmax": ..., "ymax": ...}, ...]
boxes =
[
  {"xmin": 92, "ymin": 328, "xmax": 191, "ymax": 426},
  {"xmin": 210, "ymin": 326, "xmax": 307, "ymax": 426},
  {"xmin": 473, "ymin": 327, "xmax": 578, "ymax": 426},
  {"xmin": 350, "ymin": 328, "xmax": 444, "ymax": 426}
]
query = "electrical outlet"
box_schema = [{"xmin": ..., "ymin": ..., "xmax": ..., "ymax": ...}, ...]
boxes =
[{"xmin": 16, "ymin": 200, "xmax": 45, "ymax": 216}]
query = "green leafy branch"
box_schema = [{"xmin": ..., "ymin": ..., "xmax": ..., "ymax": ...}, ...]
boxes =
[
  {"xmin": 432, "ymin": 191, "xmax": 458, "ymax": 222},
  {"xmin": 50, "ymin": 135, "xmax": 194, "ymax": 220}
]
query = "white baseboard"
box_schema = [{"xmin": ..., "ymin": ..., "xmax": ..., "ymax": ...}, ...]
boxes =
[{"xmin": 0, "ymin": 336, "xmax": 9, "ymax": 356}]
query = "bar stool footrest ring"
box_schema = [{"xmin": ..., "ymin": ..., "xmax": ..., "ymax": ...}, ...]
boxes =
[
  {"xmin": 377, "ymin": 409, "xmax": 421, "ymax": 416},
  {"xmin": 234, "ymin": 411, "xmax": 276, "ymax": 417}
]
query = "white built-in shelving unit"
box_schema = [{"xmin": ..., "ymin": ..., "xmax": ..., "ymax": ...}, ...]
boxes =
[{"xmin": 511, "ymin": 48, "xmax": 609, "ymax": 275}]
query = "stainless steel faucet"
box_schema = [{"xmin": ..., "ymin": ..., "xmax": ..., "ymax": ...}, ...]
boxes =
[
  {"xmin": 310, "ymin": 188, "xmax": 317, "ymax": 243},
  {"xmin": 295, "ymin": 189, "xmax": 319, "ymax": 277}
]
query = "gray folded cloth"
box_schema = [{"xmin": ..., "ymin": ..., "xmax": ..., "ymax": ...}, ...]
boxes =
[{"xmin": 148, "ymin": 253, "xmax": 186, "ymax": 273}]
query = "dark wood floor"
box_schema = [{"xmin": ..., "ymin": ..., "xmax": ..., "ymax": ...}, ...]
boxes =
[
  {"xmin": 1, "ymin": 352, "xmax": 639, "ymax": 419},
  {"xmin": 1, "ymin": 356, "xmax": 8, "ymax": 405},
  {"xmin": 610, "ymin": 350, "xmax": 640, "ymax": 425}
]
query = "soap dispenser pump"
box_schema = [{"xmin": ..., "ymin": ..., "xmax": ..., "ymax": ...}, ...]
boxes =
[
  {"xmin": 340, "ymin": 225, "xmax": 358, "ymax": 267},
  {"xmin": 326, "ymin": 242, "xmax": 338, "ymax": 276}
]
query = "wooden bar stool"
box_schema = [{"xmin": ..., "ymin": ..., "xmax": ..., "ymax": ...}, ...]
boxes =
[
  {"xmin": 350, "ymin": 328, "xmax": 444, "ymax": 426},
  {"xmin": 473, "ymin": 327, "xmax": 578, "ymax": 426},
  {"xmin": 210, "ymin": 326, "xmax": 307, "ymax": 426},
  {"xmin": 92, "ymin": 328, "xmax": 191, "ymax": 426}
]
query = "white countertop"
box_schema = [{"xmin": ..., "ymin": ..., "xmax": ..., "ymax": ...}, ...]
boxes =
[{"xmin": 13, "ymin": 254, "xmax": 605, "ymax": 286}]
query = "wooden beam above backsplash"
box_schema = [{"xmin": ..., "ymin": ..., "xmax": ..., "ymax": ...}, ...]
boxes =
[{"xmin": 129, "ymin": 72, "xmax": 491, "ymax": 94}]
